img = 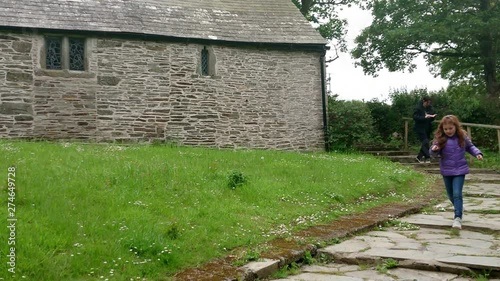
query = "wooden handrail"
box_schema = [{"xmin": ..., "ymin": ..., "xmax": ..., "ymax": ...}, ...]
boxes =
[{"xmin": 403, "ymin": 117, "xmax": 500, "ymax": 155}]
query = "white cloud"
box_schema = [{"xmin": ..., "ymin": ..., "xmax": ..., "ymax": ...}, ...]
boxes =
[{"xmin": 326, "ymin": 6, "xmax": 448, "ymax": 102}]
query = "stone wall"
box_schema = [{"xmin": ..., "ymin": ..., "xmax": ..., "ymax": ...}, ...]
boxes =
[{"xmin": 0, "ymin": 31, "xmax": 325, "ymax": 151}]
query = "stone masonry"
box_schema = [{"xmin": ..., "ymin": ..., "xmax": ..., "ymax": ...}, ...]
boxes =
[{"xmin": 0, "ymin": 31, "xmax": 325, "ymax": 151}]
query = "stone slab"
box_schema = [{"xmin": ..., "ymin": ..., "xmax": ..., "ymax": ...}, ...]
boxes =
[
  {"xmin": 426, "ymin": 243, "xmax": 498, "ymax": 256},
  {"xmin": 322, "ymin": 239, "xmax": 371, "ymax": 253},
  {"xmin": 466, "ymin": 173, "xmax": 500, "ymax": 182},
  {"xmin": 435, "ymin": 197, "xmax": 499, "ymax": 212},
  {"xmin": 361, "ymin": 249, "xmax": 437, "ymax": 261},
  {"xmin": 402, "ymin": 212, "xmax": 500, "ymax": 231},
  {"xmin": 273, "ymin": 273, "xmax": 362, "ymax": 281},
  {"xmin": 463, "ymin": 182, "xmax": 500, "ymax": 197},
  {"xmin": 437, "ymin": 256, "xmax": 500, "ymax": 270},
  {"xmin": 387, "ymin": 267, "xmax": 462, "ymax": 281},
  {"xmin": 241, "ymin": 258, "xmax": 280, "ymax": 278},
  {"xmin": 274, "ymin": 265, "xmax": 470, "ymax": 281},
  {"xmin": 302, "ymin": 264, "xmax": 360, "ymax": 273}
]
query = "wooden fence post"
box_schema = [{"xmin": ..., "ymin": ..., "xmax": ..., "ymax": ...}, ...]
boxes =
[
  {"xmin": 498, "ymin": 129, "xmax": 500, "ymax": 154},
  {"xmin": 404, "ymin": 120, "xmax": 408, "ymax": 151},
  {"xmin": 466, "ymin": 126, "xmax": 473, "ymax": 164}
]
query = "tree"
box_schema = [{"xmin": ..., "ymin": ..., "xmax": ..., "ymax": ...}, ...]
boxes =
[
  {"xmin": 351, "ymin": 0, "xmax": 500, "ymax": 98},
  {"xmin": 292, "ymin": 0, "xmax": 357, "ymax": 61}
]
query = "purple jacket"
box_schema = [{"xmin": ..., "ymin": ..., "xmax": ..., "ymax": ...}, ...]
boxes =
[{"xmin": 429, "ymin": 135, "xmax": 482, "ymax": 176}]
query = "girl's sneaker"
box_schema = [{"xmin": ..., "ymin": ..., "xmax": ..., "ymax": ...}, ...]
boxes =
[{"xmin": 452, "ymin": 218, "xmax": 462, "ymax": 229}]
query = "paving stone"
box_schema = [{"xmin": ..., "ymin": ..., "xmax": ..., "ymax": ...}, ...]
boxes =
[
  {"xmin": 301, "ymin": 264, "xmax": 360, "ymax": 273},
  {"xmin": 436, "ymin": 256, "xmax": 500, "ymax": 270},
  {"xmin": 463, "ymin": 197, "xmax": 499, "ymax": 211},
  {"xmin": 322, "ymin": 239, "xmax": 371, "ymax": 253},
  {"xmin": 454, "ymin": 229, "xmax": 498, "ymax": 241},
  {"xmin": 425, "ymin": 243, "xmax": 496, "ymax": 256},
  {"xmin": 361, "ymin": 249, "xmax": 437, "ymax": 261},
  {"xmin": 464, "ymin": 214, "xmax": 500, "ymax": 230},
  {"xmin": 466, "ymin": 182, "xmax": 500, "ymax": 188},
  {"xmin": 344, "ymin": 269, "xmax": 395, "ymax": 280},
  {"xmin": 386, "ymin": 267, "xmax": 460, "ymax": 281},
  {"xmin": 415, "ymin": 228, "xmax": 453, "ymax": 239},
  {"xmin": 401, "ymin": 216, "xmax": 455, "ymax": 229},
  {"xmin": 425, "ymin": 237, "xmax": 494, "ymax": 249},
  {"xmin": 390, "ymin": 241, "xmax": 424, "ymax": 250},
  {"xmin": 356, "ymin": 236, "xmax": 397, "ymax": 248},
  {"xmin": 466, "ymin": 173, "xmax": 500, "ymax": 181},
  {"xmin": 242, "ymin": 258, "xmax": 280, "ymax": 278},
  {"xmin": 273, "ymin": 273, "xmax": 362, "ymax": 281},
  {"xmin": 402, "ymin": 212, "xmax": 500, "ymax": 231},
  {"xmin": 364, "ymin": 231, "xmax": 411, "ymax": 239}
]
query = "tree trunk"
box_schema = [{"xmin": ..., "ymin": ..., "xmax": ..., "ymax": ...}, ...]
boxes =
[
  {"xmin": 479, "ymin": 0, "xmax": 499, "ymax": 98},
  {"xmin": 479, "ymin": 35, "xmax": 499, "ymax": 98}
]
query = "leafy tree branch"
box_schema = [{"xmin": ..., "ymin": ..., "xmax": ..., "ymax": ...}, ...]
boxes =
[{"xmin": 350, "ymin": 0, "xmax": 499, "ymax": 97}]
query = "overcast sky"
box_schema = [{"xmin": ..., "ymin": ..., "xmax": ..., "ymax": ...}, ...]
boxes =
[{"xmin": 326, "ymin": 6, "xmax": 449, "ymax": 102}]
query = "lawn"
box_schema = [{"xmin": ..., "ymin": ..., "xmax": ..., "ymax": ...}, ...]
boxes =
[{"xmin": 0, "ymin": 140, "xmax": 434, "ymax": 280}]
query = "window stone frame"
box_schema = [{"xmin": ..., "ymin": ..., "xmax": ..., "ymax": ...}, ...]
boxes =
[
  {"xmin": 37, "ymin": 34, "xmax": 94, "ymax": 78},
  {"xmin": 195, "ymin": 45, "xmax": 218, "ymax": 78}
]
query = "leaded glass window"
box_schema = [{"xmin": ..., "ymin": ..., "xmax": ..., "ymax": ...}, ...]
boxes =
[
  {"xmin": 69, "ymin": 38, "xmax": 85, "ymax": 71},
  {"xmin": 201, "ymin": 47, "xmax": 209, "ymax": 76},
  {"xmin": 44, "ymin": 36, "xmax": 86, "ymax": 71},
  {"xmin": 46, "ymin": 37, "xmax": 62, "ymax": 70}
]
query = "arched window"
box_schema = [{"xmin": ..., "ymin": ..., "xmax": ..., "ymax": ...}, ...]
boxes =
[{"xmin": 201, "ymin": 46, "xmax": 209, "ymax": 76}]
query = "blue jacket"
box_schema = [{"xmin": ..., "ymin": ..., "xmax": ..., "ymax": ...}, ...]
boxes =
[{"xmin": 429, "ymin": 135, "xmax": 482, "ymax": 176}]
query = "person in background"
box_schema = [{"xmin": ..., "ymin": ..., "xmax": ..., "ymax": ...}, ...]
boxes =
[
  {"xmin": 425, "ymin": 102, "xmax": 436, "ymax": 140},
  {"xmin": 413, "ymin": 96, "xmax": 436, "ymax": 163},
  {"xmin": 430, "ymin": 115, "xmax": 483, "ymax": 229}
]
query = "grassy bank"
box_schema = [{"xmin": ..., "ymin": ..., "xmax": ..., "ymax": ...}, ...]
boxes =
[
  {"xmin": 0, "ymin": 141, "xmax": 434, "ymax": 280},
  {"xmin": 472, "ymin": 149, "xmax": 500, "ymax": 171}
]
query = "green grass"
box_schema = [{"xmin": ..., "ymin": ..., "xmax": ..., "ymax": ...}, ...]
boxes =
[
  {"xmin": 0, "ymin": 140, "xmax": 434, "ymax": 280},
  {"xmin": 375, "ymin": 258, "xmax": 399, "ymax": 273},
  {"xmin": 471, "ymin": 149, "xmax": 500, "ymax": 171}
]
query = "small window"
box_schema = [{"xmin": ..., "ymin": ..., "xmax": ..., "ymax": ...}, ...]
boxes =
[
  {"xmin": 201, "ymin": 47, "xmax": 209, "ymax": 76},
  {"xmin": 69, "ymin": 38, "xmax": 85, "ymax": 71},
  {"xmin": 46, "ymin": 37, "xmax": 62, "ymax": 70},
  {"xmin": 197, "ymin": 45, "xmax": 216, "ymax": 77},
  {"xmin": 44, "ymin": 36, "xmax": 87, "ymax": 71}
]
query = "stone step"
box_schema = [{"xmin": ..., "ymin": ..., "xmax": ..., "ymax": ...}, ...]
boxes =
[
  {"xmin": 364, "ymin": 150, "xmax": 413, "ymax": 157},
  {"xmin": 399, "ymin": 162, "xmax": 440, "ymax": 168},
  {"xmin": 355, "ymin": 145, "xmax": 402, "ymax": 152},
  {"xmin": 386, "ymin": 155, "xmax": 436, "ymax": 163},
  {"xmin": 419, "ymin": 167, "xmax": 500, "ymax": 175}
]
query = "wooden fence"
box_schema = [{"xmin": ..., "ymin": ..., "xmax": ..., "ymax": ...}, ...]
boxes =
[{"xmin": 403, "ymin": 118, "xmax": 500, "ymax": 155}]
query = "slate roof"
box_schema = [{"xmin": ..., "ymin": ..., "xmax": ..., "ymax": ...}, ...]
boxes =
[{"xmin": 0, "ymin": 0, "xmax": 327, "ymax": 46}]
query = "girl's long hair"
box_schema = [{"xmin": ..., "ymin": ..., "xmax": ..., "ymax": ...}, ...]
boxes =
[{"xmin": 433, "ymin": 115, "xmax": 467, "ymax": 148}]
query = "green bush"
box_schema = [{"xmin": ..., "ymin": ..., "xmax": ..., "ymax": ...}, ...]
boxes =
[
  {"xmin": 366, "ymin": 99, "xmax": 400, "ymax": 142},
  {"xmin": 327, "ymin": 97, "xmax": 377, "ymax": 151},
  {"xmin": 327, "ymin": 84, "xmax": 499, "ymax": 152},
  {"xmin": 227, "ymin": 170, "xmax": 247, "ymax": 189},
  {"xmin": 385, "ymin": 87, "xmax": 500, "ymax": 150},
  {"xmin": 430, "ymin": 83, "xmax": 499, "ymax": 150}
]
